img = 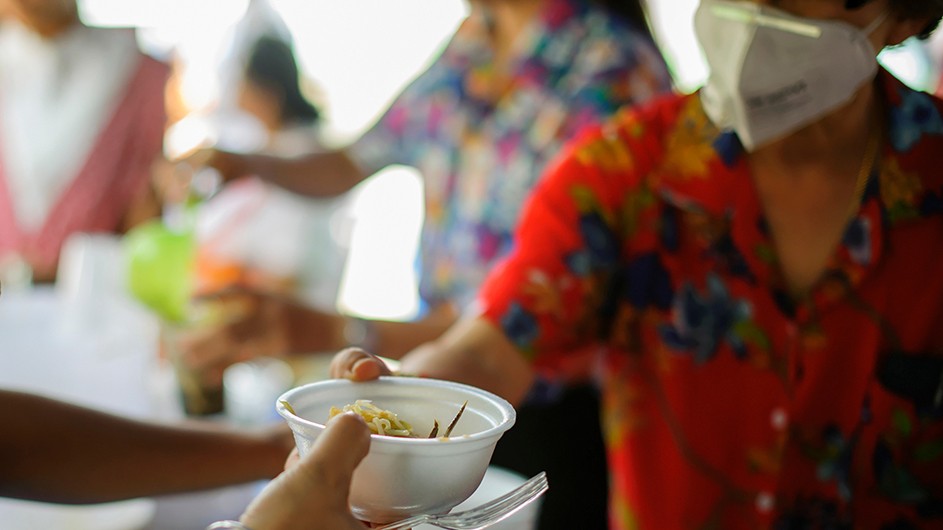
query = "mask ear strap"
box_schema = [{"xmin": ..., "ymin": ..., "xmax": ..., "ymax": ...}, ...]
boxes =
[
  {"xmin": 862, "ymin": 9, "xmax": 889, "ymax": 35},
  {"xmin": 710, "ymin": 4, "xmax": 822, "ymax": 38}
]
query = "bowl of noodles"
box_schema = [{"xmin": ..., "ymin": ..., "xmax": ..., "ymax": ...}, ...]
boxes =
[{"xmin": 276, "ymin": 376, "xmax": 516, "ymax": 524}]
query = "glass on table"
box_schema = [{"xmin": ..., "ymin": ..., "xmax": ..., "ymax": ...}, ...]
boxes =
[
  {"xmin": 160, "ymin": 321, "xmax": 224, "ymax": 417},
  {"xmin": 159, "ymin": 300, "xmax": 251, "ymax": 417}
]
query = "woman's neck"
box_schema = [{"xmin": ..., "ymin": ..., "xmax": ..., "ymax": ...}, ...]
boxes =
[
  {"xmin": 745, "ymin": 79, "xmax": 884, "ymax": 296},
  {"xmin": 753, "ymin": 80, "xmax": 880, "ymax": 168}
]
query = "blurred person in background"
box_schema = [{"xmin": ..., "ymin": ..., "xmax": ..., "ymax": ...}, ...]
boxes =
[
  {"xmin": 192, "ymin": 35, "xmax": 351, "ymax": 311},
  {"xmin": 0, "ymin": 0, "xmax": 167, "ymax": 283},
  {"xmin": 179, "ymin": 0, "xmax": 672, "ymax": 527},
  {"xmin": 182, "ymin": 0, "xmax": 670, "ymax": 360},
  {"xmin": 216, "ymin": 0, "xmax": 294, "ymax": 124},
  {"xmin": 237, "ymin": 35, "xmax": 321, "ymax": 152},
  {"xmin": 329, "ymin": 0, "xmax": 943, "ymax": 527}
]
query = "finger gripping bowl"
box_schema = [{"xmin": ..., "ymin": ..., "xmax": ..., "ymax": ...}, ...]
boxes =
[{"xmin": 276, "ymin": 376, "xmax": 516, "ymax": 524}]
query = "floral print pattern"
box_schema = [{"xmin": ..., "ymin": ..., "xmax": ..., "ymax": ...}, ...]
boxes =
[
  {"xmin": 478, "ymin": 70, "xmax": 943, "ymax": 529},
  {"xmin": 346, "ymin": 0, "xmax": 671, "ymax": 310},
  {"xmin": 889, "ymin": 87, "xmax": 943, "ymax": 153}
]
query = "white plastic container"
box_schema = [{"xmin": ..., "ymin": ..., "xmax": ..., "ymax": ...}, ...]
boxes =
[{"xmin": 277, "ymin": 376, "xmax": 516, "ymax": 524}]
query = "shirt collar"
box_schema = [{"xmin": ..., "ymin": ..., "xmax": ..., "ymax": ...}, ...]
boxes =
[{"xmin": 653, "ymin": 69, "xmax": 943, "ymax": 314}]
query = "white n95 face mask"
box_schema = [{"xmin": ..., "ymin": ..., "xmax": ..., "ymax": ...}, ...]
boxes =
[{"xmin": 694, "ymin": 0, "xmax": 887, "ymax": 151}]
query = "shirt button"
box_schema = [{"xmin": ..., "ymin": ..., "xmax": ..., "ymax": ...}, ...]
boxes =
[
  {"xmin": 756, "ymin": 492, "xmax": 776, "ymax": 514},
  {"xmin": 770, "ymin": 407, "xmax": 788, "ymax": 431}
]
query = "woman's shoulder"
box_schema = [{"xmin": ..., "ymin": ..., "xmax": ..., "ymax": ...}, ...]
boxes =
[
  {"xmin": 544, "ymin": 91, "xmax": 695, "ymax": 185},
  {"xmin": 880, "ymin": 74, "xmax": 943, "ymax": 221},
  {"xmin": 555, "ymin": 2, "xmax": 673, "ymax": 95},
  {"xmin": 574, "ymin": 92, "xmax": 696, "ymax": 154}
]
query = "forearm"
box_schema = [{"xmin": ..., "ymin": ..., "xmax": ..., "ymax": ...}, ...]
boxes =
[
  {"xmin": 0, "ymin": 390, "xmax": 288, "ymax": 504},
  {"xmin": 371, "ymin": 318, "xmax": 456, "ymax": 359},
  {"xmin": 367, "ymin": 303, "xmax": 460, "ymax": 359},
  {"xmin": 241, "ymin": 149, "xmax": 366, "ymax": 198},
  {"xmin": 399, "ymin": 317, "xmax": 535, "ymax": 406},
  {"xmin": 285, "ymin": 304, "xmax": 459, "ymax": 360}
]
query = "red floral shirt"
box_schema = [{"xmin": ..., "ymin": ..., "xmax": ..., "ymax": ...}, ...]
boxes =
[{"xmin": 479, "ymin": 70, "xmax": 943, "ymax": 529}]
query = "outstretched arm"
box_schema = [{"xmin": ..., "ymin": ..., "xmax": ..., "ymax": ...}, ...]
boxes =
[
  {"xmin": 0, "ymin": 389, "xmax": 293, "ymax": 504},
  {"xmin": 191, "ymin": 148, "xmax": 368, "ymax": 198},
  {"xmin": 332, "ymin": 316, "xmax": 535, "ymax": 407}
]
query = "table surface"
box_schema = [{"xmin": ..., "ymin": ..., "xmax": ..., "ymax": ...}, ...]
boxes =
[{"xmin": 0, "ymin": 286, "xmax": 539, "ymax": 529}]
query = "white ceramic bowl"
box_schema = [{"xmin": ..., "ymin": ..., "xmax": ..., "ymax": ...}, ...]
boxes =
[{"xmin": 276, "ymin": 376, "xmax": 516, "ymax": 524}]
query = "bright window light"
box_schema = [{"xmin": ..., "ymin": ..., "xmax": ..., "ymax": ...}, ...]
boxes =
[
  {"xmin": 268, "ymin": 0, "xmax": 468, "ymax": 144},
  {"xmin": 337, "ymin": 167, "xmax": 424, "ymax": 320},
  {"xmin": 78, "ymin": 0, "xmax": 465, "ymax": 321},
  {"xmin": 647, "ymin": 0, "xmax": 707, "ymax": 93},
  {"xmin": 78, "ymin": 0, "xmax": 249, "ymax": 32},
  {"xmin": 879, "ymin": 38, "xmax": 938, "ymax": 94}
]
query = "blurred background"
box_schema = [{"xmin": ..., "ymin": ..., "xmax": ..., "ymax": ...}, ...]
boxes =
[
  {"xmin": 1, "ymin": 2, "xmax": 941, "ymax": 528},
  {"xmin": 73, "ymin": 0, "xmax": 943, "ymax": 322}
]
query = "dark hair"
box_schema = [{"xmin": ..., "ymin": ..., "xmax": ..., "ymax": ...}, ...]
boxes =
[
  {"xmin": 590, "ymin": 0, "xmax": 655, "ymax": 42},
  {"xmin": 848, "ymin": 0, "xmax": 943, "ymax": 39},
  {"xmin": 888, "ymin": 0, "xmax": 943, "ymax": 40},
  {"xmin": 244, "ymin": 36, "xmax": 320, "ymax": 125}
]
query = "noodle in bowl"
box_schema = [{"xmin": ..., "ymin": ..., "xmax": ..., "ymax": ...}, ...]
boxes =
[{"xmin": 276, "ymin": 376, "xmax": 516, "ymax": 524}]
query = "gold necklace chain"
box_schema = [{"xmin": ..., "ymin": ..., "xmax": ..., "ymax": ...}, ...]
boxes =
[
  {"xmin": 848, "ymin": 126, "xmax": 880, "ymax": 220},
  {"xmin": 783, "ymin": 123, "xmax": 881, "ymax": 300}
]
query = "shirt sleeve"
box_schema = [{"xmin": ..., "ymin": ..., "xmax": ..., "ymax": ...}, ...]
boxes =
[
  {"xmin": 476, "ymin": 103, "xmax": 668, "ymax": 372},
  {"xmin": 345, "ymin": 79, "xmax": 424, "ymax": 176},
  {"xmin": 555, "ymin": 12, "xmax": 673, "ymax": 142},
  {"xmin": 346, "ymin": 23, "xmax": 471, "ymax": 176}
]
